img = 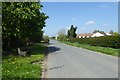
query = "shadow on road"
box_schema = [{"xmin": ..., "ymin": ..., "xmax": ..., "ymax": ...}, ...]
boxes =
[{"xmin": 47, "ymin": 46, "xmax": 61, "ymax": 53}]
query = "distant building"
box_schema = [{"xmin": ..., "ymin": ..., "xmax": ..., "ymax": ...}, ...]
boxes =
[
  {"xmin": 77, "ymin": 32, "xmax": 111, "ymax": 38},
  {"xmin": 77, "ymin": 33, "xmax": 93, "ymax": 38},
  {"xmin": 106, "ymin": 33, "xmax": 112, "ymax": 36},
  {"xmin": 91, "ymin": 32, "xmax": 104, "ymax": 37}
]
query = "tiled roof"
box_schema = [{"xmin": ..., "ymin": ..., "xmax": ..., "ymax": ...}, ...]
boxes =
[{"xmin": 77, "ymin": 33, "xmax": 94, "ymax": 37}]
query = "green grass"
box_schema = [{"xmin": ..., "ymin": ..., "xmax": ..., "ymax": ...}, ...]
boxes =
[
  {"xmin": 63, "ymin": 41, "xmax": 118, "ymax": 57},
  {"xmin": 2, "ymin": 43, "xmax": 47, "ymax": 79}
]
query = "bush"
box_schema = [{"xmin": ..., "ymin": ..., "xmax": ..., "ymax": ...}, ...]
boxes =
[
  {"xmin": 68, "ymin": 36, "xmax": 120, "ymax": 49},
  {"xmin": 57, "ymin": 34, "xmax": 67, "ymax": 41}
]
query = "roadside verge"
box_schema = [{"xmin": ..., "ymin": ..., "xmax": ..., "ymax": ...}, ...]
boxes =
[{"xmin": 62, "ymin": 41, "xmax": 118, "ymax": 57}]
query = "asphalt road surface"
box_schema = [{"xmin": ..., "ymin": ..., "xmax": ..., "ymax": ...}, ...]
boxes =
[{"xmin": 45, "ymin": 40, "xmax": 118, "ymax": 78}]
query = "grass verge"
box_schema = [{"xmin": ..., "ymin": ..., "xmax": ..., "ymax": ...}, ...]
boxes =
[
  {"xmin": 2, "ymin": 43, "xmax": 47, "ymax": 79},
  {"xmin": 63, "ymin": 41, "xmax": 118, "ymax": 57}
]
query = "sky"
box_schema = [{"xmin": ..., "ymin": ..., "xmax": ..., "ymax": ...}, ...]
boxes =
[{"xmin": 41, "ymin": 2, "xmax": 118, "ymax": 37}]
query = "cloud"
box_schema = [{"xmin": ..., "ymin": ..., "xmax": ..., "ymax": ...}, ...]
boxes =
[{"xmin": 85, "ymin": 20, "xmax": 95, "ymax": 25}]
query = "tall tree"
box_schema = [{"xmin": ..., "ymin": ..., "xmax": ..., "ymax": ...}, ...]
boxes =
[
  {"xmin": 93, "ymin": 30, "xmax": 99, "ymax": 33},
  {"xmin": 93, "ymin": 30, "xmax": 107, "ymax": 36},
  {"xmin": 109, "ymin": 30, "xmax": 114, "ymax": 34},
  {"xmin": 57, "ymin": 28, "xmax": 66, "ymax": 36},
  {"xmin": 2, "ymin": 2, "xmax": 48, "ymax": 53},
  {"xmin": 67, "ymin": 25, "xmax": 77, "ymax": 38},
  {"xmin": 57, "ymin": 28, "xmax": 66, "ymax": 41}
]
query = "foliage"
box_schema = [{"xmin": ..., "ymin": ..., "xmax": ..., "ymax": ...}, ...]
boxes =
[
  {"xmin": 68, "ymin": 36, "xmax": 120, "ymax": 49},
  {"xmin": 93, "ymin": 30, "xmax": 107, "ymax": 36},
  {"xmin": 57, "ymin": 34, "xmax": 67, "ymax": 41},
  {"xmin": 67, "ymin": 25, "xmax": 77, "ymax": 38},
  {"xmin": 109, "ymin": 30, "xmax": 114, "ymax": 34},
  {"xmin": 50, "ymin": 36, "xmax": 56, "ymax": 39},
  {"xmin": 113, "ymin": 32, "xmax": 119, "ymax": 36},
  {"xmin": 57, "ymin": 28, "xmax": 66, "ymax": 36},
  {"xmin": 57, "ymin": 28, "xmax": 67, "ymax": 41},
  {"xmin": 2, "ymin": 43, "xmax": 47, "ymax": 78},
  {"xmin": 2, "ymin": 2, "xmax": 48, "ymax": 54}
]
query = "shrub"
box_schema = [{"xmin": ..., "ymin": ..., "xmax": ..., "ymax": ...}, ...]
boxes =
[
  {"xmin": 68, "ymin": 36, "xmax": 120, "ymax": 49},
  {"xmin": 57, "ymin": 34, "xmax": 67, "ymax": 41}
]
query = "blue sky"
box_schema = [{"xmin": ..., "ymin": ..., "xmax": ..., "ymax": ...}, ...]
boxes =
[{"xmin": 41, "ymin": 2, "xmax": 118, "ymax": 37}]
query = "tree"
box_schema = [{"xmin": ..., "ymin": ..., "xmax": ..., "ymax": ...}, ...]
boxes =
[
  {"xmin": 113, "ymin": 32, "xmax": 119, "ymax": 36},
  {"xmin": 67, "ymin": 25, "xmax": 77, "ymax": 38},
  {"xmin": 2, "ymin": 2, "xmax": 48, "ymax": 54},
  {"xmin": 57, "ymin": 28, "xmax": 66, "ymax": 36},
  {"xmin": 93, "ymin": 30, "xmax": 107, "ymax": 36},
  {"xmin": 109, "ymin": 30, "xmax": 114, "ymax": 34},
  {"xmin": 93, "ymin": 30, "xmax": 99, "ymax": 33},
  {"xmin": 57, "ymin": 34, "xmax": 67, "ymax": 41},
  {"xmin": 57, "ymin": 28, "xmax": 67, "ymax": 41},
  {"xmin": 51, "ymin": 36, "xmax": 55, "ymax": 39}
]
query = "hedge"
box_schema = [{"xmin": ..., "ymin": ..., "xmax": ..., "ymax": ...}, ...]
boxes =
[{"xmin": 68, "ymin": 36, "xmax": 120, "ymax": 49}]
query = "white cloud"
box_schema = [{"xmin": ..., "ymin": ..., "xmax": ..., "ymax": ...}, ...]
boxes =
[{"xmin": 85, "ymin": 20, "xmax": 95, "ymax": 25}]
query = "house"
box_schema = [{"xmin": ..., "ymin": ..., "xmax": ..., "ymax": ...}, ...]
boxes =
[
  {"xmin": 91, "ymin": 32, "xmax": 104, "ymax": 37},
  {"xmin": 106, "ymin": 33, "xmax": 112, "ymax": 36},
  {"xmin": 77, "ymin": 33, "xmax": 93, "ymax": 38},
  {"xmin": 77, "ymin": 32, "xmax": 111, "ymax": 38}
]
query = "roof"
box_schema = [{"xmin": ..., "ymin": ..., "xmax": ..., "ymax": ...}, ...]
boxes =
[
  {"xmin": 106, "ymin": 33, "xmax": 112, "ymax": 35},
  {"xmin": 77, "ymin": 32, "xmax": 108, "ymax": 37},
  {"xmin": 77, "ymin": 33, "xmax": 94, "ymax": 37}
]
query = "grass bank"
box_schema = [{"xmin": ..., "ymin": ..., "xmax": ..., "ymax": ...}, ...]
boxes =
[
  {"xmin": 63, "ymin": 41, "xmax": 118, "ymax": 57},
  {"xmin": 2, "ymin": 43, "xmax": 47, "ymax": 79}
]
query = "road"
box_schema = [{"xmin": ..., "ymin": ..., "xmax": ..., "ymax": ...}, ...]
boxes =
[{"xmin": 44, "ymin": 40, "xmax": 118, "ymax": 78}]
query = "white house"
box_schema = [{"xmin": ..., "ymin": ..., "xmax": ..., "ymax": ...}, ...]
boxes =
[
  {"xmin": 77, "ymin": 32, "xmax": 111, "ymax": 38},
  {"xmin": 106, "ymin": 33, "xmax": 112, "ymax": 36},
  {"xmin": 91, "ymin": 32, "xmax": 104, "ymax": 37},
  {"xmin": 77, "ymin": 33, "xmax": 93, "ymax": 38}
]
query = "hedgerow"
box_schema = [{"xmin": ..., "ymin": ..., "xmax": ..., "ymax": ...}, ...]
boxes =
[{"xmin": 68, "ymin": 36, "xmax": 120, "ymax": 49}]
